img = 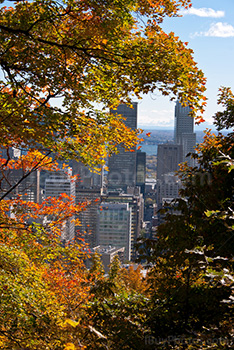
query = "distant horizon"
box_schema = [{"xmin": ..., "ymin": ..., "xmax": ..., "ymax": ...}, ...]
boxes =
[
  {"xmin": 138, "ymin": 126, "xmax": 230, "ymax": 137},
  {"xmin": 138, "ymin": 125, "xmax": 216, "ymax": 131},
  {"xmin": 138, "ymin": 117, "xmax": 231, "ymax": 132}
]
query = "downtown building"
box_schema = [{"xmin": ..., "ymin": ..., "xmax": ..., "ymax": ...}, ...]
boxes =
[
  {"xmin": 156, "ymin": 143, "xmax": 183, "ymax": 213},
  {"xmin": 157, "ymin": 144, "xmax": 183, "ymax": 180},
  {"xmin": 101, "ymin": 188, "xmax": 144, "ymax": 260},
  {"xmin": 0, "ymin": 147, "xmax": 41, "ymax": 202},
  {"xmin": 174, "ymin": 100, "xmax": 196, "ymax": 167},
  {"xmin": 156, "ymin": 101, "xmax": 196, "ymax": 213},
  {"xmin": 45, "ymin": 168, "xmax": 76, "ymax": 242},
  {"xmin": 97, "ymin": 202, "xmax": 132, "ymax": 261},
  {"xmin": 72, "ymin": 103, "xmax": 145, "ymax": 258},
  {"xmin": 136, "ymin": 150, "xmax": 146, "ymax": 193},
  {"xmin": 75, "ymin": 187, "xmax": 102, "ymax": 248},
  {"xmin": 104, "ymin": 103, "xmax": 145, "ymax": 260},
  {"xmin": 107, "ymin": 103, "xmax": 138, "ymax": 191},
  {"xmin": 71, "ymin": 160, "xmax": 103, "ymax": 248}
]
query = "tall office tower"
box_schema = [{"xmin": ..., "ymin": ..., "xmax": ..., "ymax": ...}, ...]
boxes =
[
  {"xmin": 71, "ymin": 160, "xmax": 103, "ymax": 188},
  {"xmin": 0, "ymin": 147, "xmax": 40, "ymax": 202},
  {"xmin": 155, "ymin": 100, "xmax": 195, "ymax": 213},
  {"xmin": 174, "ymin": 100, "xmax": 196, "ymax": 166},
  {"xmin": 2, "ymin": 168, "xmax": 40, "ymax": 202},
  {"xmin": 156, "ymin": 173, "xmax": 182, "ymax": 211},
  {"xmin": 76, "ymin": 188, "xmax": 102, "ymax": 248},
  {"xmin": 107, "ymin": 103, "xmax": 138, "ymax": 191},
  {"xmin": 45, "ymin": 168, "xmax": 75, "ymax": 242},
  {"xmin": 101, "ymin": 188, "xmax": 144, "ymax": 260},
  {"xmin": 136, "ymin": 150, "xmax": 146, "ymax": 194},
  {"xmin": 97, "ymin": 202, "xmax": 132, "ymax": 261},
  {"xmin": 157, "ymin": 144, "xmax": 183, "ymax": 180},
  {"xmin": 71, "ymin": 160, "xmax": 103, "ymax": 247}
]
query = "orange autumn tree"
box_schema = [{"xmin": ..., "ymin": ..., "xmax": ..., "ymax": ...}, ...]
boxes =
[
  {"xmin": 0, "ymin": 0, "xmax": 208, "ymax": 348},
  {"xmin": 0, "ymin": 0, "xmax": 206, "ymax": 163},
  {"xmin": 0, "ymin": 0, "xmax": 207, "ymax": 209},
  {"xmin": 0, "ymin": 243, "xmax": 66, "ymax": 349},
  {"xmin": 0, "ymin": 173, "xmax": 92, "ymax": 349}
]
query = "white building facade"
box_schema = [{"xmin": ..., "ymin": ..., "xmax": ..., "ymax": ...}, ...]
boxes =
[{"xmin": 45, "ymin": 169, "xmax": 75, "ymax": 242}]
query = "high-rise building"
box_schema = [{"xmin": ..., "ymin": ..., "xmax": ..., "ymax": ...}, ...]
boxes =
[
  {"xmin": 107, "ymin": 103, "xmax": 138, "ymax": 191},
  {"xmin": 156, "ymin": 173, "xmax": 182, "ymax": 211},
  {"xmin": 136, "ymin": 150, "xmax": 146, "ymax": 193},
  {"xmin": 157, "ymin": 144, "xmax": 183, "ymax": 180},
  {"xmin": 156, "ymin": 100, "xmax": 196, "ymax": 214},
  {"xmin": 75, "ymin": 187, "xmax": 102, "ymax": 248},
  {"xmin": 101, "ymin": 188, "xmax": 144, "ymax": 260},
  {"xmin": 97, "ymin": 202, "xmax": 132, "ymax": 261},
  {"xmin": 71, "ymin": 159, "xmax": 103, "ymax": 247},
  {"xmin": 0, "ymin": 147, "xmax": 41, "ymax": 202},
  {"xmin": 174, "ymin": 100, "xmax": 196, "ymax": 166},
  {"xmin": 45, "ymin": 168, "xmax": 75, "ymax": 242},
  {"xmin": 71, "ymin": 160, "xmax": 103, "ymax": 189},
  {"xmin": 174, "ymin": 101, "xmax": 194, "ymax": 143}
]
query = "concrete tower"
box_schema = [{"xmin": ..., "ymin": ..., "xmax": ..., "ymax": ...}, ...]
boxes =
[
  {"xmin": 157, "ymin": 144, "xmax": 183, "ymax": 180},
  {"xmin": 45, "ymin": 168, "xmax": 75, "ymax": 242},
  {"xmin": 174, "ymin": 100, "xmax": 196, "ymax": 166},
  {"xmin": 107, "ymin": 103, "xmax": 138, "ymax": 191},
  {"xmin": 97, "ymin": 202, "xmax": 132, "ymax": 261}
]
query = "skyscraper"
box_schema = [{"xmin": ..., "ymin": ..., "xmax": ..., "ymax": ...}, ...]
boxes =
[
  {"xmin": 156, "ymin": 100, "xmax": 196, "ymax": 213},
  {"xmin": 157, "ymin": 144, "xmax": 183, "ymax": 180},
  {"xmin": 156, "ymin": 172, "xmax": 182, "ymax": 211},
  {"xmin": 101, "ymin": 189, "xmax": 144, "ymax": 260},
  {"xmin": 0, "ymin": 147, "xmax": 41, "ymax": 202},
  {"xmin": 45, "ymin": 168, "xmax": 75, "ymax": 242},
  {"xmin": 71, "ymin": 159, "xmax": 103, "ymax": 248},
  {"xmin": 75, "ymin": 187, "xmax": 102, "ymax": 248},
  {"xmin": 174, "ymin": 101, "xmax": 194, "ymax": 143},
  {"xmin": 136, "ymin": 150, "xmax": 146, "ymax": 193},
  {"xmin": 107, "ymin": 103, "xmax": 138, "ymax": 191},
  {"xmin": 71, "ymin": 160, "xmax": 103, "ymax": 189},
  {"xmin": 97, "ymin": 202, "xmax": 132, "ymax": 261},
  {"xmin": 174, "ymin": 100, "xmax": 196, "ymax": 166}
]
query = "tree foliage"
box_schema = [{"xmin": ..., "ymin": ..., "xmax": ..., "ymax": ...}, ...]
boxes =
[
  {"xmin": 0, "ymin": 0, "xmax": 210, "ymax": 348},
  {"xmin": 137, "ymin": 87, "xmax": 234, "ymax": 348},
  {"xmin": 0, "ymin": 244, "xmax": 66, "ymax": 349},
  {"xmin": 0, "ymin": 0, "xmax": 206, "ymax": 168},
  {"xmin": 86, "ymin": 262, "xmax": 150, "ymax": 349}
]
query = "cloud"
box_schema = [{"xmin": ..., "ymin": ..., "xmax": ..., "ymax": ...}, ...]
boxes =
[
  {"xmin": 194, "ymin": 22, "xmax": 234, "ymax": 38},
  {"xmin": 138, "ymin": 109, "xmax": 174, "ymax": 127},
  {"xmin": 180, "ymin": 7, "xmax": 225, "ymax": 18}
]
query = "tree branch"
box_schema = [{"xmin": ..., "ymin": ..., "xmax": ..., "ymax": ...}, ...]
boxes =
[{"xmin": 0, "ymin": 151, "xmax": 52, "ymax": 201}]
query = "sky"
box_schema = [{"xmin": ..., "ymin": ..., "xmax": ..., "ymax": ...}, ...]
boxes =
[{"xmin": 137, "ymin": 0, "xmax": 234, "ymax": 130}]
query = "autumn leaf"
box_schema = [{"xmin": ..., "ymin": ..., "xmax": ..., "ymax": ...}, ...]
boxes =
[{"xmin": 64, "ymin": 343, "xmax": 76, "ymax": 350}]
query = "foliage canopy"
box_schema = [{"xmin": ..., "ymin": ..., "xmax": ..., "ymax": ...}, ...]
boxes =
[
  {"xmin": 136, "ymin": 87, "xmax": 234, "ymax": 348},
  {"xmin": 0, "ymin": 0, "xmax": 206, "ymax": 167},
  {"xmin": 0, "ymin": 0, "xmax": 214, "ymax": 349}
]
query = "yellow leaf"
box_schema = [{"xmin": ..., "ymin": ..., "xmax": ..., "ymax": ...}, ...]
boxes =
[
  {"xmin": 64, "ymin": 343, "xmax": 76, "ymax": 350},
  {"xmin": 64, "ymin": 319, "xmax": 80, "ymax": 327}
]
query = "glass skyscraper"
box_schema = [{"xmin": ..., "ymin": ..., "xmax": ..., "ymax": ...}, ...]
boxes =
[
  {"xmin": 174, "ymin": 100, "xmax": 196, "ymax": 166},
  {"xmin": 107, "ymin": 103, "xmax": 138, "ymax": 191}
]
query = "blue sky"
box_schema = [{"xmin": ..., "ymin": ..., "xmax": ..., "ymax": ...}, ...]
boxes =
[{"xmin": 137, "ymin": 0, "xmax": 234, "ymax": 130}]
